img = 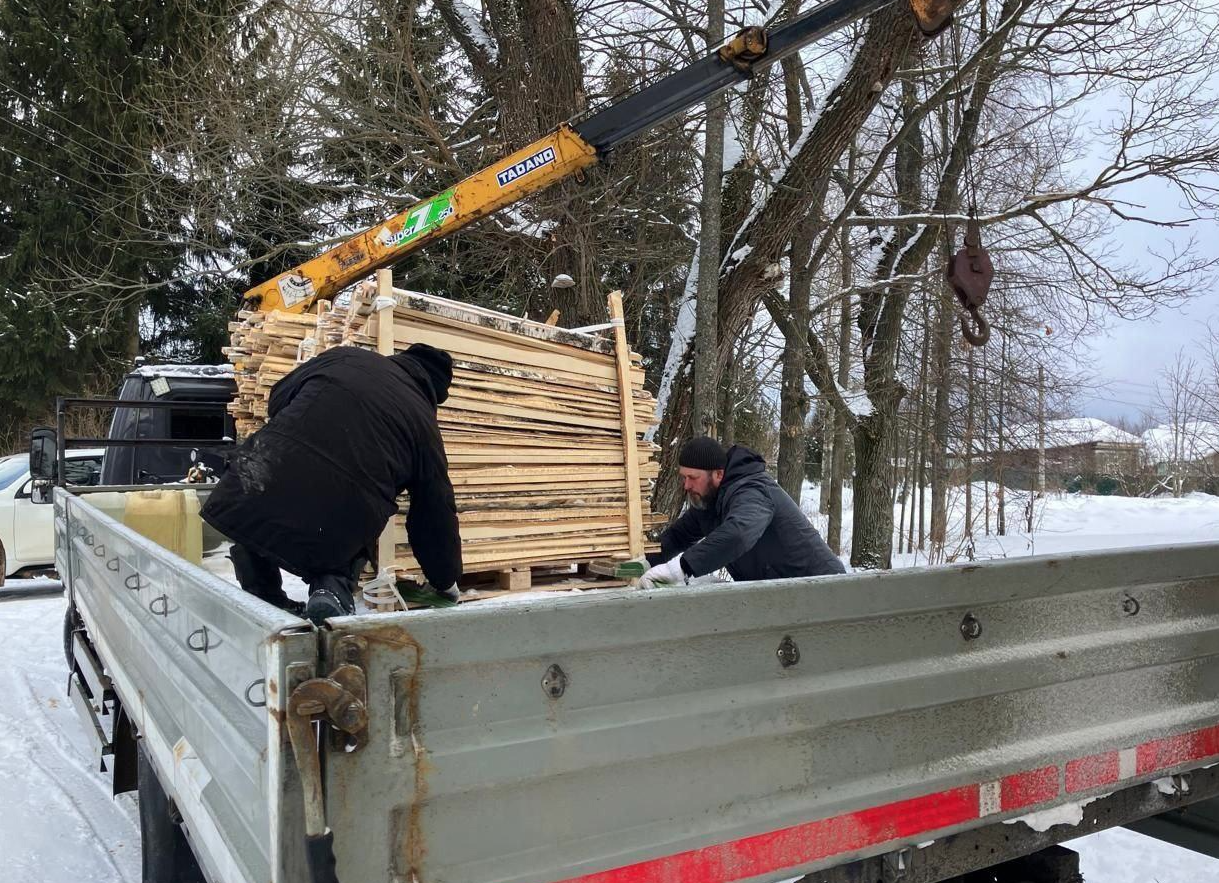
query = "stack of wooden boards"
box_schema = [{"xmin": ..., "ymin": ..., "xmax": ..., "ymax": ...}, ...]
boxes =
[
  {"xmin": 224, "ymin": 310, "xmax": 320, "ymax": 437},
  {"xmin": 224, "ymin": 280, "xmax": 663, "ymax": 595}
]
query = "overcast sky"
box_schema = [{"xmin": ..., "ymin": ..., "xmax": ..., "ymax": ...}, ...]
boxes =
[{"xmin": 1074, "ymin": 171, "xmax": 1219, "ymax": 429}]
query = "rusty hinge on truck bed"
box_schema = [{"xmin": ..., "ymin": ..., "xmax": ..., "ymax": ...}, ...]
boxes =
[{"xmin": 286, "ymin": 635, "xmax": 370, "ymax": 883}]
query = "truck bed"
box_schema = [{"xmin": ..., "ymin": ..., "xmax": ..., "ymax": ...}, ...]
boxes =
[{"xmin": 57, "ymin": 486, "xmax": 1219, "ymax": 883}]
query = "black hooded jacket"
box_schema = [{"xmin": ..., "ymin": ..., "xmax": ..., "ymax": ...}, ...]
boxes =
[
  {"xmin": 201, "ymin": 345, "xmax": 461, "ymax": 587},
  {"xmin": 648, "ymin": 445, "xmax": 844, "ymax": 581}
]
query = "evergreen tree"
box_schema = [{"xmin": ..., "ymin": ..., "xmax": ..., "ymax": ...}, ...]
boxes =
[{"xmin": 0, "ymin": 0, "xmax": 242, "ymax": 444}]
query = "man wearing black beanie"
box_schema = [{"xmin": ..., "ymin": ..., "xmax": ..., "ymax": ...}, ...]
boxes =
[{"xmin": 639, "ymin": 437, "xmax": 844, "ymax": 587}]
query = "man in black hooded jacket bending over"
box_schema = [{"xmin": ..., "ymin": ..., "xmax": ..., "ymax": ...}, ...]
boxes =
[
  {"xmin": 202, "ymin": 342, "xmax": 462, "ymax": 622},
  {"xmin": 640, "ymin": 437, "xmax": 844, "ymax": 588}
]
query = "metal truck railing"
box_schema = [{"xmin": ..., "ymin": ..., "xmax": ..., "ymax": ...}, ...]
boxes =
[
  {"xmin": 57, "ymin": 487, "xmax": 315, "ymax": 883},
  {"xmin": 57, "ymin": 478, "xmax": 1219, "ymax": 883}
]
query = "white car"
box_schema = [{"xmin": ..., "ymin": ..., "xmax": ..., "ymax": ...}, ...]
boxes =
[{"xmin": 0, "ymin": 450, "xmax": 104, "ymax": 576}]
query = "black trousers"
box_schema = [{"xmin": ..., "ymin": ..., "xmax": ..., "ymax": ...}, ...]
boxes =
[{"xmin": 229, "ymin": 544, "xmax": 366, "ymax": 611}]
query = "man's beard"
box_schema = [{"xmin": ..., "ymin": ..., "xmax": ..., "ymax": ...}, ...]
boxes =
[{"xmin": 686, "ymin": 488, "xmax": 717, "ymax": 510}]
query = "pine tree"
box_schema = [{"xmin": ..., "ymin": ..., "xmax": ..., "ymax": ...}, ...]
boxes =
[{"xmin": 0, "ymin": 0, "xmax": 242, "ymax": 445}]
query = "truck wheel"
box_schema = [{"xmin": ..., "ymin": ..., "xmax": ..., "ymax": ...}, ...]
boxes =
[{"xmin": 138, "ymin": 742, "xmax": 205, "ymax": 883}]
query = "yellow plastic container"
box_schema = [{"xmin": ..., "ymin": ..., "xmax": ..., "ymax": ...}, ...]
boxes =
[
  {"xmin": 123, "ymin": 489, "xmax": 203, "ymax": 565},
  {"xmin": 86, "ymin": 492, "xmax": 129, "ymax": 525}
]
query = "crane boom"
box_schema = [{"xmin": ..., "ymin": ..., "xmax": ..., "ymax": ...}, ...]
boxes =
[{"xmin": 243, "ymin": 0, "xmax": 957, "ymax": 313}]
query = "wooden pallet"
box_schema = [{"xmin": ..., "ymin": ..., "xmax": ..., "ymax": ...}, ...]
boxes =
[{"xmin": 360, "ymin": 561, "xmax": 631, "ymax": 612}]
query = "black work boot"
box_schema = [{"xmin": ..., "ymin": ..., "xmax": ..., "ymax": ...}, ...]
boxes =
[
  {"xmin": 230, "ymin": 544, "xmax": 304, "ymax": 616},
  {"xmin": 304, "ymin": 574, "xmax": 357, "ymax": 625}
]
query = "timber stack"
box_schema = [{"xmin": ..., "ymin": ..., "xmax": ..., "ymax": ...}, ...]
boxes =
[{"xmin": 224, "ymin": 277, "xmax": 662, "ymax": 598}]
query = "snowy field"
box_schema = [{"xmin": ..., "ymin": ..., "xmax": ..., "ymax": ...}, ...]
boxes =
[
  {"xmin": 803, "ymin": 481, "xmax": 1219, "ymax": 565},
  {"xmin": 3, "ymin": 489, "xmax": 1219, "ymax": 882}
]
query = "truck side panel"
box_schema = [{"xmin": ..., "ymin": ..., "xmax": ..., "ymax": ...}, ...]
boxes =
[
  {"xmin": 325, "ymin": 543, "xmax": 1219, "ymax": 883},
  {"xmin": 57, "ymin": 489, "xmax": 315, "ymax": 883}
]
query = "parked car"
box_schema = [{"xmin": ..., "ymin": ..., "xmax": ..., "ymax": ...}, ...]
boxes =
[{"xmin": 0, "ymin": 449, "xmax": 103, "ymax": 576}]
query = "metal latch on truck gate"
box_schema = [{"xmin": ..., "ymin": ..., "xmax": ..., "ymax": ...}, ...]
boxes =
[{"xmin": 285, "ymin": 635, "xmax": 370, "ymax": 883}]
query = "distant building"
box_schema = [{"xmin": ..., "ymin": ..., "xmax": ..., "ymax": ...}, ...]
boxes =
[{"xmin": 985, "ymin": 418, "xmax": 1143, "ymax": 489}]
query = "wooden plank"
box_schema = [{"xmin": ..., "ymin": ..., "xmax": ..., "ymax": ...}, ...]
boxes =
[
  {"xmin": 609, "ymin": 292, "xmax": 644, "ymax": 557},
  {"xmin": 392, "ymin": 321, "xmax": 647, "ymax": 387},
  {"xmin": 374, "ymin": 269, "xmax": 397, "ymax": 573},
  {"xmin": 388, "ymin": 296, "xmax": 614, "ymax": 356}
]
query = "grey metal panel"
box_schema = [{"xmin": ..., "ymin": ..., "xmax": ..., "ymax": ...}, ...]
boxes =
[
  {"xmin": 325, "ymin": 542, "xmax": 1219, "ymax": 883},
  {"xmin": 58, "ymin": 488, "xmax": 316, "ymax": 883}
]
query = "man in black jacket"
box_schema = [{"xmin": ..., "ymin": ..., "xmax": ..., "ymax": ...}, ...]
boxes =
[
  {"xmin": 202, "ymin": 342, "xmax": 462, "ymax": 622},
  {"xmin": 640, "ymin": 437, "xmax": 844, "ymax": 588}
]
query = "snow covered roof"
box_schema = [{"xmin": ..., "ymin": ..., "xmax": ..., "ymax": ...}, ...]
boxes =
[
  {"xmin": 1006, "ymin": 418, "xmax": 1141, "ymax": 451},
  {"xmin": 131, "ymin": 364, "xmax": 233, "ymax": 379},
  {"xmin": 1142, "ymin": 421, "xmax": 1219, "ymax": 464}
]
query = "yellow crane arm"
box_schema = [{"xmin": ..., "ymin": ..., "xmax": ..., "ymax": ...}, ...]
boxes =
[
  {"xmin": 244, "ymin": 125, "xmax": 598, "ymax": 312},
  {"xmin": 243, "ymin": 0, "xmax": 959, "ymax": 314}
]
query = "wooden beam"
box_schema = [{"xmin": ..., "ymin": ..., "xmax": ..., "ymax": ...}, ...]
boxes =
[
  {"xmin": 609, "ymin": 291, "xmax": 644, "ymax": 557},
  {"xmin": 375, "ymin": 268, "xmax": 397, "ymax": 575}
]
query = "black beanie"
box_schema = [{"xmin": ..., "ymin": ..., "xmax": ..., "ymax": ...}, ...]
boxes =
[
  {"xmin": 679, "ymin": 436, "xmax": 727, "ymax": 471},
  {"xmin": 403, "ymin": 342, "xmax": 453, "ymax": 405}
]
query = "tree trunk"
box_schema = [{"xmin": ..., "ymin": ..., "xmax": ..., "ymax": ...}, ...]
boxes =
[
  {"xmin": 928, "ymin": 234, "xmax": 955, "ymax": 557},
  {"xmin": 827, "ymin": 289, "xmax": 852, "ymax": 553},
  {"xmin": 850, "ymin": 74, "xmax": 923, "ymax": 570},
  {"xmin": 964, "ymin": 346, "xmax": 975, "ymax": 542},
  {"xmin": 852, "ymin": 406, "xmax": 900, "ymax": 569},
  {"xmin": 916, "ymin": 293, "xmax": 930, "ymax": 551},
  {"xmin": 996, "ymin": 331, "xmax": 1008, "ymax": 536},
  {"xmin": 652, "ymin": 4, "xmax": 922, "ymax": 516},
  {"xmin": 778, "ymin": 228, "xmax": 813, "ymax": 499},
  {"xmin": 827, "ymin": 140, "xmax": 856, "ymax": 554},
  {"xmin": 720, "ymin": 345, "xmax": 738, "ymax": 446},
  {"xmin": 692, "ymin": 0, "xmax": 726, "ymax": 437}
]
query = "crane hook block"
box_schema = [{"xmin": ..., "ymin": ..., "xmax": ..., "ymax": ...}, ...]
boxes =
[
  {"xmin": 909, "ymin": 0, "xmax": 956, "ymax": 36},
  {"xmin": 718, "ymin": 27, "xmax": 768, "ymax": 74},
  {"xmin": 947, "ymin": 217, "xmax": 994, "ymax": 347}
]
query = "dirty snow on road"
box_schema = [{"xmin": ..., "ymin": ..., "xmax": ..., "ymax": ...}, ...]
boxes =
[{"xmin": 0, "ymin": 593, "xmax": 140, "ymax": 883}]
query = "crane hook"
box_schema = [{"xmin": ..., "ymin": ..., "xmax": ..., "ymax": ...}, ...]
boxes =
[{"xmin": 959, "ymin": 305, "xmax": 990, "ymax": 346}]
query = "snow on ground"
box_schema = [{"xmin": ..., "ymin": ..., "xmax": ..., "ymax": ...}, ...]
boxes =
[
  {"xmin": 4, "ymin": 490, "xmax": 1219, "ymax": 881},
  {"xmin": 0, "ymin": 594, "xmax": 140, "ymax": 883},
  {"xmin": 801, "ymin": 481, "xmax": 1219, "ymax": 567}
]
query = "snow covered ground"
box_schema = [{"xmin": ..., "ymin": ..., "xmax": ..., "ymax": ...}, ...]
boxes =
[
  {"xmin": 2, "ymin": 489, "xmax": 1219, "ymax": 881},
  {"xmin": 0, "ymin": 593, "xmax": 140, "ymax": 883},
  {"xmin": 802, "ymin": 481, "xmax": 1219, "ymax": 566}
]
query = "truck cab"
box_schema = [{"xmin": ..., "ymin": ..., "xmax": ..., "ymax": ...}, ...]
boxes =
[{"xmin": 100, "ymin": 364, "xmax": 236, "ymax": 486}]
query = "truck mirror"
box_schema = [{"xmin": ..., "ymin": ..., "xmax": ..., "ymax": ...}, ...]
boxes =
[
  {"xmin": 30, "ymin": 482, "xmax": 52, "ymax": 505},
  {"xmin": 29, "ymin": 427, "xmax": 58, "ymax": 481}
]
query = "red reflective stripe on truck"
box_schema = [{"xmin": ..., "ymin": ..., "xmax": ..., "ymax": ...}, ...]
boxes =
[
  {"xmin": 556, "ymin": 722, "xmax": 1219, "ymax": 883},
  {"xmin": 1065, "ymin": 751, "xmax": 1120, "ymax": 793},
  {"xmin": 1137, "ymin": 724, "xmax": 1219, "ymax": 776},
  {"xmin": 1000, "ymin": 766, "xmax": 1058, "ymax": 811},
  {"xmin": 564, "ymin": 786, "xmax": 979, "ymax": 883}
]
